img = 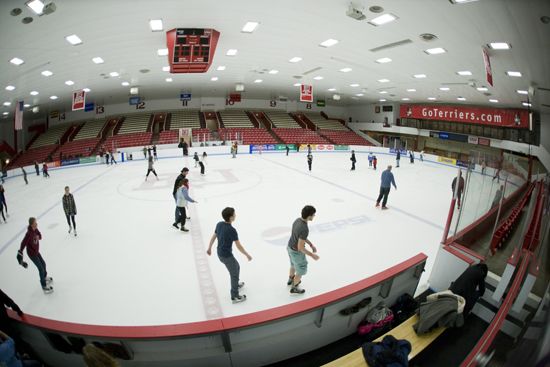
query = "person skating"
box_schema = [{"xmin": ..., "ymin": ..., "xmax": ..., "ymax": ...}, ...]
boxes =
[
  {"xmin": 420, "ymin": 150, "xmax": 425, "ymax": 162},
  {"xmin": 34, "ymin": 161, "xmax": 39, "ymax": 176},
  {"xmin": 368, "ymin": 152, "xmax": 373, "ymax": 168},
  {"xmin": 231, "ymin": 142, "xmax": 236, "ymax": 158},
  {"xmin": 193, "ymin": 152, "xmax": 199, "ymax": 168},
  {"xmin": 42, "ymin": 163, "xmax": 50, "ymax": 178},
  {"xmin": 21, "ymin": 168, "xmax": 28, "ymax": 185},
  {"xmin": 152, "ymin": 144, "xmax": 158, "ymax": 161},
  {"xmin": 99, "ymin": 149, "xmax": 104, "ymax": 164},
  {"xmin": 104, "ymin": 149, "xmax": 110, "ymax": 165},
  {"xmin": 307, "ymin": 153, "xmax": 313, "ymax": 171},
  {"xmin": 396, "ymin": 150, "xmax": 400, "ymax": 167},
  {"xmin": 206, "ymin": 207, "xmax": 252, "ymax": 303},
  {"xmin": 350, "ymin": 150, "xmax": 356, "ymax": 171},
  {"xmin": 373, "ymin": 156, "xmax": 377, "ymax": 170},
  {"xmin": 175, "ymin": 179, "xmax": 197, "ymax": 232},
  {"xmin": 375, "ymin": 165, "xmax": 397, "ymax": 210},
  {"xmin": 172, "ymin": 168, "xmax": 189, "ymax": 229},
  {"xmin": 409, "ymin": 151, "xmax": 414, "ymax": 163},
  {"xmin": 452, "ymin": 170, "xmax": 465, "ymax": 210},
  {"xmin": 145, "ymin": 156, "xmax": 159, "ymax": 181},
  {"xmin": 18, "ymin": 217, "xmax": 54, "ymax": 294},
  {"xmin": 285, "ymin": 145, "xmax": 290, "ymax": 156},
  {"xmin": 0, "ymin": 185, "xmax": 8, "ymax": 223},
  {"xmin": 142, "ymin": 146, "xmax": 147, "ymax": 160},
  {"xmin": 199, "ymin": 152, "xmax": 208, "ymax": 176},
  {"xmin": 492, "ymin": 163, "xmax": 501, "ymax": 183},
  {"xmin": 62, "ymin": 186, "xmax": 78, "ymax": 236},
  {"xmin": 287, "ymin": 205, "xmax": 319, "ymax": 295},
  {"xmin": 110, "ymin": 150, "xmax": 117, "ymax": 165}
]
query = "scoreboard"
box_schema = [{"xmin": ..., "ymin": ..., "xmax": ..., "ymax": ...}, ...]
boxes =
[{"xmin": 166, "ymin": 28, "xmax": 220, "ymax": 73}]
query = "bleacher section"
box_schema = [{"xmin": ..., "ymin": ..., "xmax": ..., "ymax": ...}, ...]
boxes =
[
  {"xmin": 58, "ymin": 137, "xmax": 102, "ymax": 158},
  {"xmin": 219, "ymin": 110, "xmax": 254, "ymax": 128},
  {"xmin": 169, "ymin": 109, "xmax": 201, "ymax": 130},
  {"xmin": 303, "ymin": 112, "xmax": 347, "ymax": 130},
  {"xmin": 318, "ymin": 130, "xmax": 373, "ymax": 146},
  {"xmin": 30, "ymin": 123, "xmax": 72, "ymax": 149},
  {"xmin": 264, "ymin": 110, "xmax": 302, "ymax": 128},
  {"xmin": 74, "ymin": 119, "xmax": 107, "ymax": 140},
  {"xmin": 272, "ymin": 128, "xmax": 329, "ymax": 145},
  {"xmin": 104, "ymin": 132, "xmax": 152, "ymax": 150},
  {"xmin": 218, "ymin": 128, "xmax": 277, "ymax": 145},
  {"xmin": 8, "ymin": 144, "xmax": 58, "ymax": 169},
  {"xmin": 158, "ymin": 130, "xmax": 180, "ymax": 144},
  {"xmin": 117, "ymin": 112, "xmax": 151, "ymax": 135},
  {"xmin": 192, "ymin": 128, "xmax": 214, "ymax": 144}
]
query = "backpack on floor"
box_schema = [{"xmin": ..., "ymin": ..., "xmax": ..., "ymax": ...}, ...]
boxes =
[{"xmin": 390, "ymin": 293, "xmax": 419, "ymax": 327}]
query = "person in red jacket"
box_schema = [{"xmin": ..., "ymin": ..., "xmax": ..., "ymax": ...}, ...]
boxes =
[{"xmin": 18, "ymin": 217, "xmax": 53, "ymax": 294}]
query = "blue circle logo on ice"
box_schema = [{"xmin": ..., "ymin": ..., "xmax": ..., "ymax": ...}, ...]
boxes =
[{"xmin": 261, "ymin": 227, "xmax": 291, "ymax": 247}]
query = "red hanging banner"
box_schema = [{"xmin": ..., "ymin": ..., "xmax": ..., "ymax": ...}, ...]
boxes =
[
  {"xmin": 72, "ymin": 91, "xmax": 86, "ymax": 111},
  {"xmin": 300, "ymin": 85, "xmax": 313, "ymax": 102},
  {"xmin": 482, "ymin": 48, "xmax": 493, "ymax": 87}
]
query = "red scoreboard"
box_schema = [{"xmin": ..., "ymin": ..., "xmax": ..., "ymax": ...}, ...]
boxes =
[{"xmin": 166, "ymin": 28, "xmax": 220, "ymax": 73}]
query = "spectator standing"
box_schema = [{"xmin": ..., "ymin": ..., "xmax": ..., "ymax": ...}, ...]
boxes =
[
  {"xmin": 62, "ymin": 186, "xmax": 77, "ymax": 236},
  {"xmin": 449, "ymin": 263, "xmax": 488, "ymax": 318},
  {"xmin": 21, "ymin": 168, "xmax": 28, "ymax": 185},
  {"xmin": 452, "ymin": 170, "xmax": 465, "ymax": 210},
  {"xmin": 375, "ymin": 165, "xmax": 397, "ymax": 210},
  {"xmin": 350, "ymin": 150, "xmax": 356, "ymax": 171},
  {"xmin": 18, "ymin": 217, "xmax": 54, "ymax": 294},
  {"xmin": 145, "ymin": 156, "xmax": 159, "ymax": 181}
]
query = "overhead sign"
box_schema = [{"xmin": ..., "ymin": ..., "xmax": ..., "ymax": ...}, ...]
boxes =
[
  {"xmin": 383, "ymin": 106, "xmax": 393, "ymax": 112},
  {"xmin": 129, "ymin": 97, "xmax": 140, "ymax": 105},
  {"xmin": 51, "ymin": 110, "xmax": 58, "ymax": 118},
  {"xmin": 317, "ymin": 100, "xmax": 325, "ymax": 107},
  {"xmin": 300, "ymin": 85, "xmax": 313, "ymax": 102},
  {"xmin": 482, "ymin": 48, "xmax": 493, "ymax": 87},
  {"xmin": 72, "ymin": 91, "xmax": 86, "ymax": 111},
  {"xmin": 180, "ymin": 94, "xmax": 191, "ymax": 101},
  {"xmin": 85, "ymin": 103, "xmax": 94, "ymax": 112}
]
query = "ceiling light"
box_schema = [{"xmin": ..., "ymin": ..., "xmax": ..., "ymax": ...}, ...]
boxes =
[
  {"xmin": 30, "ymin": 91, "xmax": 39, "ymax": 95},
  {"xmin": 313, "ymin": 76, "xmax": 323, "ymax": 80},
  {"xmin": 333, "ymin": 94, "xmax": 340, "ymax": 100},
  {"xmin": 130, "ymin": 87, "xmax": 138, "ymax": 94},
  {"xmin": 379, "ymin": 91, "xmax": 387, "ymax": 94},
  {"xmin": 242, "ymin": 22, "xmax": 260, "ymax": 33},
  {"xmin": 457, "ymin": 97, "xmax": 466, "ymax": 101},
  {"xmin": 10, "ymin": 58, "xmax": 24, "ymax": 65},
  {"xmin": 375, "ymin": 58, "xmax": 392, "ymax": 63},
  {"xmin": 24, "ymin": 104, "xmax": 30, "ymax": 107},
  {"xmin": 255, "ymin": 79, "xmax": 262, "ymax": 83},
  {"xmin": 149, "ymin": 19, "xmax": 163, "ymax": 32},
  {"xmin": 319, "ymin": 39, "xmax": 339, "ymax": 48},
  {"xmin": 83, "ymin": 88, "xmax": 90, "ymax": 92},
  {"xmin": 25, "ymin": 0, "xmax": 45, "ymax": 15},
  {"xmin": 517, "ymin": 90, "xmax": 528, "ymax": 95},
  {"xmin": 439, "ymin": 87, "xmax": 450, "ymax": 91},
  {"xmin": 356, "ymin": 93, "xmax": 364, "ymax": 96},
  {"xmin": 506, "ymin": 71, "xmax": 522, "ymax": 77},
  {"xmin": 425, "ymin": 47, "xmax": 447, "ymax": 55},
  {"xmin": 5, "ymin": 86, "xmax": 15, "ymax": 91},
  {"xmin": 268, "ymin": 70, "xmax": 278, "ymax": 74},
  {"xmin": 50, "ymin": 95, "xmax": 57, "ymax": 100},
  {"xmin": 414, "ymin": 74, "xmax": 427, "ymax": 78},
  {"xmin": 157, "ymin": 48, "xmax": 168, "ymax": 56},
  {"xmin": 289, "ymin": 57, "xmax": 302, "ymax": 63},
  {"xmin": 32, "ymin": 107, "xmax": 39, "ymax": 113},
  {"xmin": 523, "ymin": 102, "xmax": 532, "ymax": 107},
  {"xmin": 457, "ymin": 71, "xmax": 472, "ymax": 76},
  {"xmin": 378, "ymin": 79, "xmax": 390, "ymax": 83},
  {"xmin": 476, "ymin": 87, "xmax": 488, "ymax": 91},
  {"xmin": 340, "ymin": 68, "xmax": 352, "ymax": 73},
  {"xmin": 428, "ymin": 97, "xmax": 436, "ymax": 100},
  {"xmin": 369, "ymin": 14, "xmax": 398, "ymax": 26},
  {"xmin": 65, "ymin": 80, "xmax": 74, "ymax": 85},
  {"xmin": 350, "ymin": 84, "xmax": 359, "ymax": 87},
  {"xmin": 166, "ymin": 78, "xmax": 172, "ymax": 82},
  {"xmin": 489, "ymin": 99, "xmax": 498, "ymax": 103},
  {"xmin": 402, "ymin": 98, "xmax": 410, "ymax": 101},
  {"xmin": 217, "ymin": 66, "xmax": 226, "ymax": 71},
  {"xmin": 121, "ymin": 82, "xmax": 129, "ymax": 86},
  {"xmin": 407, "ymin": 89, "xmax": 416, "ymax": 92},
  {"xmin": 236, "ymin": 83, "xmax": 244, "ymax": 91},
  {"xmin": 380, "ymin": 99, "xmax": 386, "ymax": 102},
  {"xmin": 293, "ymin": 83, "xmax": 301, "ymax": 86},
  {"xmin": 3, "ymin": 102, "xmax": 11, "ymax": 106},
  {"xmin": 226, "ymin": 49, "xmax": 238, "ymax": 56},
  {"xmin": 328, "ymin": 88, "xmax": 336, "ymax": 91},
  {"xmin": 110, "ymin": 72, "xmax": 119, "ymax": 77},
  {"xmin": 162, "ymin": 66, "xmax": 170, "ymax": 72},
  {"xmin": 3, "ymin": 112, "xmax": 8, "ymax": 115},
  {"xmin": 449, "ymin": 0, "xmax": 479, "ymax": 3},
  {"xmin": 92, "ymin": 57, "xmax": 104, "ymax": 64},
  {"xmin": 41, "ymin": 70, "xmax": 53, "ymax": 77},
  {"xmin": 65, "ymin": 34, "xmax": 82, "ymax": 45},
  {"xmin": 211, "ymin": 77, "xmax": 218, "ymax": 81},
  {"xmin": 489, "ymin": 42, "xmax": 511, "ymax": 49}
]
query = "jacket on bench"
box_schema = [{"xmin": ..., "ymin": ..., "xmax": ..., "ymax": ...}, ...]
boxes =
[{"xmin": 413, "ymin": 290, "xmax": 465, "ymax": 334}]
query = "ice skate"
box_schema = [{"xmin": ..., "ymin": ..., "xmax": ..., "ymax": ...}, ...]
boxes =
[
  {"xmin": 181, "ymin": 227, "xmax": 189, "ymax": 232},
  {"xmin": 68, "ymin": 226, "xmax": 72, "ymax": 234},
  {"xmin": 45, "ymin": 277, "xmax": 53, "ymax": 284},
  {"xmin": 74, "ymin": 229, "xmax": 77, "ymax": 236},
  {"xmin": 290, "ymin": 285, "xmax": 305, "ymax": 294},
  {"xmin": 172, "ymin": 223, "xmax": 179, "ymax": 230},
  {"xmin": 42, "ymin": 286, "xmax": 54, "ymax": 294},
  {"xmin": 287, "ymin": 276, "xmax": 294, "ymax": 286},
  {"xmin": 232, "ymin": 295, "xmax": 247, "ymax": 303},
  {"xmin": 375, "ymin": 202, "xmax": 380, "ymax": 207},
  {"xmin": 381, "ymin": 206, "xmax": 389, "ymax": 210},
  {"xmin": 238, "ymin": 282, "xmax": 245, "ymax": 289}
]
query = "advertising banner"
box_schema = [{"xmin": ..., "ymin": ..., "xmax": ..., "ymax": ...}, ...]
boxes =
[
  {"xmin": 478, "ymin": 138, "xmax": 490, "ymax": 146},
  {"xmin": 389, "ymin": 148, "xmax": 408, "ymax": 155},
  {"xmin": 316, "ymin": 145, "xmax": 334, "ymax": 151},
  {"xmin": 468, "ymin": 136, "xmax": 479, "ymax": 144},
  {"xmin": 333, "ymin": 145, "xmax": 349, "ymax": 151},
  {"xmin": 438, "ymin": 156, "xmax": 457, "ymax": 166},
  {"xmin": 129, "ymin": 97, "xmax": 140, "ymax": 105},
  {"xmin": 61, "ymin": 158, "xmax": 79, "ymax": 167},
  {"xmin": 46, "ymin": 161, "xmax": 60, "ymax": 169},
  {"xmin": 251, "ymin": 144, "xmax": 275, "ymax": 152},
  {"xmin": 79, "ymin": 156, "xmax": 97, "ymax": 164},
  {"xmin": 400, "ymin": 105, "xmax": 528, "ymax": 128},
  {"xmin": 275, "ymin": 145, "xmax": 296, "ymax": 151},
  {"xmin": 456, "ymin": 160, "xmax": 470, "ymax": 168},
  {"xmin": 85, "ymin": 103, "xmax": 94, "ymax": 112}
]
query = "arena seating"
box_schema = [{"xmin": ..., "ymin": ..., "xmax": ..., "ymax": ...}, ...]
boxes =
[
  {"xmin": 117, "ymin": 112, "xmax": 151, "ymax": 134},
  {"xmin": 272, "ymin": 128, "xmax": 329, "ymax": 145},
  {"xmin": 29, "ymin": 122, "xmax": 72, "ymax": 149},
  {"xmin": 218, "ymin": 128, "xmax": 277, "ymax": 145},
  {"xmin": 158, "ymin": 130, "xmax": 179, "ymax": 145},
  {"xmin": 169, "ymin": 109, "xmax": 201, "ymax": 130},
  {"xmin": 264, "ymin": 110, "xmax": 302, "ymax": 128},
  {"xmin": 192, "ymin": 128, "xmax": 214, "ymax": 144},
  {"xmin": 73, "ymin": 119, "xmax": 107, "ymax": 141},
  {"xmin": 103, "ymin": 132, "xmax": 153, "ymax": 150},
  {"xmin": 219, "ymin": 109, "xmax": 255, "ymax": 128},
  {"xmin": 58, "ymin": 137, "xmax": 102, "ymax": 158},
  {"xmin": 318, "ymin": 130, "xmax": 373, "ymax": 146},
  {"xmin": 7, "ymin": 144, "xmax": 58, "ymax": 169},
  {"xmin": 302, "ymin": 112, "xmax": 347, "ymax": 131}
]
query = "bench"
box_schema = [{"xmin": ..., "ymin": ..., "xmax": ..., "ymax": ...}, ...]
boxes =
[{"xmin": 322, "ymin": 314, "xmax": 445, "ymax": 367}]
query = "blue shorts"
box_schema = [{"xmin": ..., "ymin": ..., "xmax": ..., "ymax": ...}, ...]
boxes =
[{"xmin": 287, "ymin": 246, "xmax": 308, "ymax": 276}]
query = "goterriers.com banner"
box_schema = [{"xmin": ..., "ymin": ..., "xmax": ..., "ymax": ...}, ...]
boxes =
[{"xmin": 400, "ymin": 105, "xmax": 529, "ymax": 128}]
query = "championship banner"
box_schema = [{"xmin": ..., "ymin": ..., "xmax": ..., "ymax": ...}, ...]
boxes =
[
  {"xmin": 72, "ymin": 91, "xmax": 86, "ymax": 111},
  {"xmin": 482, "ymin": 48, "xmax": 493, "ymax": 87},
  {"xmin": 300, "ymin": 85, "xmax": 313, "ymax": 102},
  {"xmin": 400, "ymin": 105, "xmax": 528, "ymax": 128},
  {"xmin": 14, "ymin": 100, "xmax": 24, "ymax": 130}
]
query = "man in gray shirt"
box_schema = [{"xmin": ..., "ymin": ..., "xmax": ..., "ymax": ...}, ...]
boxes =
[{"xmin": 287, "ymin": 205, "xmax": 319, "ymax": 294}]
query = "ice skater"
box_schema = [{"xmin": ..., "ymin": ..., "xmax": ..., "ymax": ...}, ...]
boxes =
[
  {"xmin": 396, "ymin": 150, "xmax": 400, "ymax": 167},
  {"xmin": 42, "ymin": 163, "xmax": 50, "ymax": 178},
  {"xmin": 172, "ymin": 167, "xmax": 189, "ymax": 229},
  {"xmin": 199, "ymin": 152, "xmax": 208, "ymax": 176},
  {"xmin": 18, "ymin": 217, "xmax": 54, "ymax": 294},
  {"xmin": 409, "ymin": 151, "xmax": 414, "ymax": 164},
  {"xmin": 206, "ymin": 207, "xmax": 252, "ymax": 303},
  {"xmin": 153, "ymin": 144, "xmax": 158, "ymax": 161},
  {"xmin": 104, "ymin": 149, "xmax": 110, "ymax": 165},
  {"xmin": 375, "ymin": 165, "xmax": 397, "ymax": 210},
  {"xmin": 175, "ymin": 179, "xmax": 197, "ymax": 232},
  {"xmin": 420, "ymin": 150, "xmax": 425, "ymax": 162},
  {"xmin": 193, "ymin": 152, "xmax": 199, "ymax": 168},
  {"xmin": 231, "ymin": 142, "xmax": 237, "ymax": 158},
  {"xmin": 142, "ymin": 146, "xmax": 147, "ymax": 160},
  {"xmin": 62, "ymin": 186, "xmax": 77, "ymax": 236},
  {"xmin": 368, "ymin": 152, "xmax": 373, "ymax": 168},
  {"xmin": 110, "ymin": 150, "xmax": 117, "ymax": 165},
  {"xmin": 452, "ymin": 171, "xmax": 465, "ymax": 209},
  {"xmin": 287, "ymin": 205, "xmax": 318, "ymax": 295},
  {"xmin": 373, "ymin": 156, "xmax": 377, "ymax": 170},
  {"xmin": 99, "ymin": 149, "xmax": 104, "ymax": 164},
  {"xmin": 34, "ymin": 161, "xmax": 39, "ymax": 176},
  {"xmin": 21, "ymin": 167, "xmax": 28, "ymax": 184},
  {"xmin": 350, "ymin": 150, "xmax": 356, "ymax": 171},
  {"xmin": 492, "ymin": 163, "xmax": 501, "ymax": 183},
  {"xmin": 0, "ymin": 184, "xmax": 7, "ymax": 223},
  {"xmin": 307, "ymin": 153, "xmax": 313, "ymax": 171},
  {"xmin": 286, "ymin": 145, "xmax": 290, "ymax": 156},
  {"xmin": 481, "ymin": 160, "xmax": 486, "ymax": 175},
  {"xmin": 145, "ymin": 156, "xmax": 159, "ymax": 181}
]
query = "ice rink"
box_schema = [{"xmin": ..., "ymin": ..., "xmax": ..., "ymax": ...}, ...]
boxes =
[{"xmin": 0, "ymin": 149, "xmax": 518, "ymax": 327}]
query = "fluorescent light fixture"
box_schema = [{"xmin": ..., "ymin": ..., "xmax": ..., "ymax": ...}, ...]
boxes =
[
  {"xmin": 41, "ymin": 70, "xmax": 53, "ymax": 77},
  {"xmin": 162, "ymin": 66, "xmax": 170, "ymax": 72},
  {"xmin": 211, "ymin": 77, "xmax": 218, "ymax": 81},
  {"xmin": 328, "ymin": 88, "xmax": 336, "ymax": 91},
  {"xmin": 121, "ymin": 82, "xmax": 129, "ymax": 86},
  {"xmin": 130, "ymin": 87, "xmax": 138, "ymax": 94},
  {"xmin": 32, "ymin": 107, "xmax": 39, "ymax": 113},
  {"xmin": 50, "ymin": 95, "xmax": 57, "ymax": 100},
  {"xmin": 340, "ymin": 68, "xmax": 352, "ymax": 73},
  {"xmin": 242, "ymin": 22, "xmax": 260, "ymax": 33},
  {"xmin": 476, "ymin": 87, "xmax": 488, "ymax": 91},
  {"xmin": 2, "ymin": 112, "xmax": 8, "ymax": 115},
  {"xmin": 319, "ymin": 39, "xmax": 338, "ymax": 48},
  {"xmin": 489, "ymin": 99, "xmax": 498, "ymax": 103},
  {"xmin": 506, "ymin": 71, "xmax": 522, "ymax": 77},
  {"xmin": 30, "ymin": 91, "xmax": 39, "ymax": 95},
  {"xmin": 10, "ymin": 58, "xmax": 24, "ymax": 65},
  {"xmin": 65, "ymin": 35, "xmax": 82, "ymax": 45},
  {"xmin": 166, "ymin": 78, "xmax": 172, "ymax": 82},
  {"xmin": 517, "ymin": 90, "xmax": 528, "ymax": 94},
  {"xmin": 313, "ymin": 76, "xmax": 323, "ymax": 80},
  {"xmin": 428, "ymin": 97, "xmax": 436, "ymax": 100},
  {"xmin": 375, "ymin": 58, "xmax": 392, "ymax": 64},
  {"xmin": 25, "ymin": 0, "xmax": 45, "ymax": 15},
  {"xmin": 293, "ymin": 83, "xmax": 301, "ymax": 86},
  {"xmin": 489, "ymin": 42, "xmax": 511, "ymax": 49},
  {"xmin": 268, "ymin": 70, "xmax": 278, "ymax": 74},
  {"xmin": 149, "ymin": 19, "xmax": 163, "ymax": 32},
  {"xmin": 439, "ymin": 87, "xmax": 450, "ymax": 91},
  {"xmin": 523, "ymin": 102, "xmax": 532, "ymax": 107},
  {"xmin": 407, "ymin": 89, "xmax": 416, "ymax": 92},
  {"xmin": 450, "ymin": 0, "xmax": 479, "ymax": 3},
  {"xmin": 379, "ymin": 91, "xmax": 388, "ymax": 94},
  {"xmin": 356, "ymin": 94, "xmax": 364, "ymax": 96},
  {"xmin": 378, "ymin": 79, "xmax": 390, "ymax": 83},
  {"xmin": 289, "ymin": 57, "xmax": 302, "ymax": 63},
  {"xmin": 402, "ymin": 98, "xmax": 410, "ymax": 101},
  {"xmin": 83, "ymin": 88, "xmax": 90, "ymax": 92},
  {"xmin": 3, "ymin": 102, "xmax": 11, "ymax": 106},
  {"xmin": 217, "ymin": 66, "xmax": 226, "ymax": 71},
  {"xmin": 457, "ymin": 71, "xmax": 472, "ymax": 76},
  {"xmin": 92, "ymin": 57, "xmax": 104, "ymax": 64},
  {"xmin": 350, "ymin": 84, "xmax": 360, "ymax": 87},
  {"xmin": 24, "ymin": 104, "xmax": 30, "ymax": 107},
  {"xmin": 236, "ymin": 83, "xmax": 244, "ymax": 91},
  {"xmin": 457, "ymin": 97, "xmax": 466, "ymax": 101},
  {"xmin": 425, "ymin": 47, "xmax": 446, "ymax": 54},
  {"xmin": 413, "ymin": 74, "xmax": 427, "ymax": 78},
  {"xmin": 65, "ymin": 80, "xmax": 74, "ymax": 85},
  {"xmin": 333, "ymin": 94, "xmax": 340, "ymax": 100},
  {"xmin": 369, "ymin": 14, "xmax": 398, "ymax": 26},
  {"xmin": 254, "ymin": 79, "xmax": 262, "ymax": 83},
  {"xmin": 226, "ymin": 49, "xmax": 238, "ymax": 56},
  {"xmin": 5, "ymin": 86, "xmax": 15, "ymax": 91},
  {"xmin": 380, "ymin": 99, "xmax": 386, "ymax": 102},
  {"xmin": 157, "ymin": 48, "xmax": 168, "ymax": 56},
  {"xmin": 110, "ymin": 72, "xmax": 119, "ymax": 77}
]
